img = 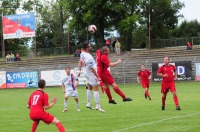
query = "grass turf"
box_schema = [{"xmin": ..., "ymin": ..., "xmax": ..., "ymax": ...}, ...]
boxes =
[{"xmin": 0, "ymin": 82, "xmax": 200, "ymax": 132}]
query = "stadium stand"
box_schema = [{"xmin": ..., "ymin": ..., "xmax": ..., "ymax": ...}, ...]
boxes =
[{"xmin": 1, "ymin": 45, "xmax": 200, "ymax": 83}]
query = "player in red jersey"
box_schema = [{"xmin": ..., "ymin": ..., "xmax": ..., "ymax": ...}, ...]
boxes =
[
  {"xmin": 157, "ymin": 57, "xmax": 181, "ymax": 111},
  {"xmin": 137, "ymin": 64, "xmax": 152, "ymax": 100},
  {"xmin": 96, "ymin": 46, "xmax": 132, "ymax": 104},
  {"xmin": 27, "ymin": 79, "xmax": 66, "ymax": 132}
]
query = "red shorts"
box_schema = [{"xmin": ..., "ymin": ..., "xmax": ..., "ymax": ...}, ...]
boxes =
[
  {"xmin": 99, "ymin": 73, "xmax": 115, "ymax": 85},
  {"xmin": 100, "ymin": 82, "xmax": 105, "ymax": 88},
  {"xmin": 141, "ymin": 82, "xmax": 149, "ymax": 88},
  {"xmin": 30, "ymin": 111, "xmax": 54, "ymax": 124},
  {"xmin": 161, "ymin": 82, "xmax": 176, "ymax": 94}
]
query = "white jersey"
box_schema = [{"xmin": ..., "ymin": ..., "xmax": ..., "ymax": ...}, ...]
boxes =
[
  {"xmin": 62, "ymin": 74, "xmax": 78, "ymax": 91},
  {"xmin": 80, "ymin": 52, "xmax": 96, "ymax": 75}
]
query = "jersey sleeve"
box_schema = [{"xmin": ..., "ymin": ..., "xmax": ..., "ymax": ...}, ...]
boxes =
[
  {"xmin": 137, "ymin": 71, "xmax": 141, "ymax": 76},
  {"xmin": 148, "ymin": 70, "xmax": 151, "ymax": 75},
  {"xmin": 157, "ymin": 66, "xmax": 163, "ymax": 74},
  {"xmin": 43, "ymin": 93, "xmax": 49, "ymax": 106},
  {"xmin": 101, "ymin": 55, "xmax": 110, "ymax": 65},
  {"xmin": 74, "ymin": 75, "xmax": 78, "ymax": 81},
  {"xmin": 87, "ymin": 58, "xmax": 95, "ymax": 68},
  {"xmin": 62, "ymin": 78, "xmax": 66, "ymax": 84}
]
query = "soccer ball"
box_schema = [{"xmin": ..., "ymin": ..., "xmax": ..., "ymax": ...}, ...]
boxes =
[{"xmin": 88, "ymin": 25, "xmax": 97, "ymax": 33}]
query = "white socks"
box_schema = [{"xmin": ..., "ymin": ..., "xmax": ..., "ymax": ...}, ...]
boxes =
[
  {"xmin": 87, "ymin": 90, "xmax": 92, "ymax": 104},
  {"xmin": 94, "ymin": 91, "xmax": 100, "ymax": 109},
  {"xmin": 64, "ymin": 99, "xmax": 68, "ymax": 109}
]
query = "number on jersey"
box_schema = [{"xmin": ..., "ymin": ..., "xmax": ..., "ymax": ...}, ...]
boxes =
[{"xmin": 32, "ymin": 95, "xmax": 40, "ymax": 105}]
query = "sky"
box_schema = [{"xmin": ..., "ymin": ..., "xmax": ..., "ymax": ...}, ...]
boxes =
[{"xmin": 178, "ymin": 0, "xmax": 200, "ymax": 24}]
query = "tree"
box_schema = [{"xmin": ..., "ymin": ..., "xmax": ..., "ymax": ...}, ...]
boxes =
[
  {"xmin": 139, "ymin": 0, "xmax": 184, "ymax": 39},
  {"xmin": 22, "ymin": 0, "xmax": 70, "ymax": 49},
  {"xmin": 173, "ymin": 20, "xmax": 200, "ymax": 37},
  {"xmin": 66, "ymin": 0, "xmax": 139, "ymax": 51}
]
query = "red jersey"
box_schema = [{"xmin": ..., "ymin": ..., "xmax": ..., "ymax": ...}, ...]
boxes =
[
  {"xmin": 157, "ymin": 64, "xmax": 176, "ymax": 83},
  {"xmin": 28, "ymin": 90, "xmax": 49, "ymax": 115},
  {"xmin": 96, "ymin": 53, "xmax": 110, "ymax": 75},
  {"xmin": 137, "ymin": 70, "xmax": 151, "ymax": 83}
]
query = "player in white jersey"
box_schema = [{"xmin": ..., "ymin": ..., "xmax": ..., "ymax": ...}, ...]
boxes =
[
  {"xmin": 62, "ymin": 67, "xmax": 80, "ymax": 112},
  {"xmin": 78, "ymin": 43, "xmax": 105, "ymax": 113}
]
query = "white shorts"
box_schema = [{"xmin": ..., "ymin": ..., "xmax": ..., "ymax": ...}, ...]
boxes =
[
  {"xmin": 115, "ymin": 48, "xmax": 120, "ymax": 53},
  {"xmin": 84, "ymin": 73, "xmax": 99, "ymax": 86},
  {"xmin": 65, "ymin": 90, "xmax": 78, "ymax": 98}
]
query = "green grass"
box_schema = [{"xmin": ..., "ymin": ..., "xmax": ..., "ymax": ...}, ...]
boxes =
[{"xmin": 0, "ymin": 82, "xmax": 200, "ymax": 132}]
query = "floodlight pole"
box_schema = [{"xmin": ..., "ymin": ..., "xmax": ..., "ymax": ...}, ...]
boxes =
[
  {"xmin": 148, "ymin": 0, "xmax": 151, "ymax": 49},
  {"xmin": 1, "ymin": 10, "xmax": 5, "ymax": 57}
]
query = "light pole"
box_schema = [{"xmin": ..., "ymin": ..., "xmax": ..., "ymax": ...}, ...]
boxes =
[{"xmin": 148, "ymin": 0, "xmax": 151, "ymax": 49}]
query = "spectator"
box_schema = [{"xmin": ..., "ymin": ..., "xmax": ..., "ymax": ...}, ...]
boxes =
[
  {"xmin": 186, "ymin": 42, "xmax": 192, "ymax": 50},
  {"xmin": 74, "ymin": 49, "xmax": 81, "ymax": 57},
  {"xmin": 106, "ymin": 38, "xmax": 111, "ymax": 50},
  {"xmin": 112, "ymin": 39, "xmax": 116, "ymax": 52},
  {"xmin": 10, "ymin": 53, "xmax": 15, "ymax": 61},
  {"xmin": 14, "ymin": 53, "xmax": 21, "ymax": 61},
  {"xmin": 6, "ymin": 53, "xmax": 10, "ymax": 62},
  {"xmin": 115, "ymin": 39, "xmax": 121, "ymax": 56}
]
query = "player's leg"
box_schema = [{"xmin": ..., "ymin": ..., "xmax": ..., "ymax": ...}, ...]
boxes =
[
  {"xmin": 63, "ymin": 95, "xmax": 69, "ymax": 112},
  {"xmin": 170, "ymin": 83, "xmax": 181, "ymax": 110},
  {"xmin": 111, "ymin": 82, "xmax": 132, "ymax": 102},
  {"xmin": 86, "ymin": 84, "xmax": 94, "ymax": 110},
  {"xmin": 73, "ymin": 91, "xmax": 80, "ymax": 111},
  {"xmin": 52, "ymin": 118, "xmax": 66, "ymax": 132},
  {"xmin": 93, "ymin": 84, "xmax": 105, "ymax": 112},
  {"xmin": 144, "ymin": 83, "xmax": 151, "ymax": 100},
  {"xmin": 74, "ymin": 97, "xmax": 80, "ymax": 111},
  {"xmin": 31, "ymin": 121, "xmax": 39, "ymax": 132},
  {"xmin": 104, "ymin": 83, "xmax": 117, "ymax": 104}
]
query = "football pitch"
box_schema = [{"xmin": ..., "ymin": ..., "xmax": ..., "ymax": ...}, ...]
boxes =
[{"xmin": 0, "ymin": 82, "xmax": 200, "ymax": 132}]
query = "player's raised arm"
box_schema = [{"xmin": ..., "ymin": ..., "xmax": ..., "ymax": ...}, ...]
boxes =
[
  {"xmin": 43, "ymin": 97, "xmax": 57, "ymax": 110},
  {"xmin": 109, "ymin": 59, "xmax": 122, "ymax": 67}
]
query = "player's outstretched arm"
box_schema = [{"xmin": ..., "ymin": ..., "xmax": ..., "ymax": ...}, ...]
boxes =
[
  {"xmin": 109, "ymin": 59, "xmax": 122, "ymax": 67},
  {"xmin": 62, "ymin": 84, "xmax": 65, "ymax": 93},
  {"xmin": 44, "ymin": 97, "xmax": 57, "ymax": 110},
  {"xmin": 137, "ymin": 76, "xmax": 141, "ymax": 84},
  {"xmin": 77, "ymin": 60, "xmax": 82, "ymax": 76}
]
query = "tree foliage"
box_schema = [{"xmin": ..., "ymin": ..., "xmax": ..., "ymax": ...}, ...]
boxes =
[{"xmin": 66, "ymin": 0, "xmax": 139, "ymax": 50}]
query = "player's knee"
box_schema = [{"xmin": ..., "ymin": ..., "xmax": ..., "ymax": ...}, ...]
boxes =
[{"xmin": 52, "ymin": 118, "xmax": 60, "ymax": 124}]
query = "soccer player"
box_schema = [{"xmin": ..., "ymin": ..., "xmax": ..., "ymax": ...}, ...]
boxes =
[
  {"xmin": 78, "ymin": 42, "xmax": 105, "ymax": 113},
  {"xmin": 157, "ymin": 56, "xmax": 181, "ymax": 110},
  {"xmin": 27, "ymin": 79, "xmax": 66, "ymax": 132},
  {"xmin": 62, "ymin": 67, "xmax": 80, "ymax": 112},
  {"xmin": 137, "ymin": 64, "xmax": 152, "ymax": 100},
  {"xmin": 96, "ymin": 46, "xmax": 132, "ymax": 104}
]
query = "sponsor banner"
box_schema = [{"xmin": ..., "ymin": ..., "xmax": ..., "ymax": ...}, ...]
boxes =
[
  {"xmin": 152, "ymin": 61, "xmax": 192, "ymax": 81},
  {"xmin": 6, "ymin": 71, "xmax": 38, "ymax": 88},
  {"xmin": 74, "ymin": 67, "xmax": 87, "ymax": 86},
  {"xmin": 3, "ymin": 13, "xmax": 35, "ymax": 39},
  {"xmin": 195, "ymin": 63, "xmax": 200, "ymax": 81},
  {"xmin": 0, "ymin": 71, "xmax": 6, "ymax": 89},
  {"xmin": 41, "ymin": 68, "xmax": 87, "ymax": 86},
  {"xmin": 41, "ymin": 70, "xmax": 66, "ymax": 86}
]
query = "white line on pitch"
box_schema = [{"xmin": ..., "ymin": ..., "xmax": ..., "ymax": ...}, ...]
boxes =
[{"xmin": 113, "ymin": 112, "xmax": 200, "ymax": 132}]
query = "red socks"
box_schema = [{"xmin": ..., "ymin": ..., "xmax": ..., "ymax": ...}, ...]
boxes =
[
  {"xmin": 56, "ymin": 122, "xmax": 66, "ymax": 132},
  {"xmin": 162, "ymin": 96, "xmax": 166, "ymax": 106},
  {"xmin": 173, "ymin": 96, "xmax": 179, "ymax": 106},
  {"xmin": 145, "ymin": 91, "xmax": 150, "ymax": 97},
  {"xmin": 105, "ymin": 88, "xmax": 113, "ymax": 101},
  {"xmin": 31, "ymin": 121, "xmax": 39, "ymax": 132},
  {"xmin": 113, "ymin": 86, "xmax": 126, "ymax": 99}
]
